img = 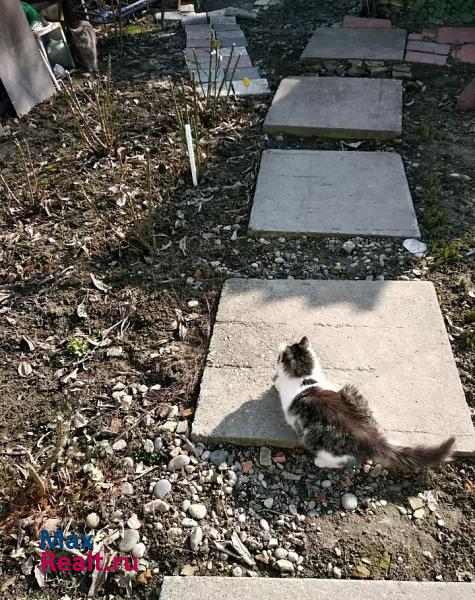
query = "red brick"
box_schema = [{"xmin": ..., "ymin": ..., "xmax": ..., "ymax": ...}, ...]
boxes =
[
  {"xmin": 457, "ymin": 78, "xmax": 475, "ymax": 111},
  {"xmin": 342, "ymin": 15, "xmax": 392, "ymax": 28},
  {"xmin": 405, "ymin": 51, "xmax": 447, "ymax": 65},
  {"xmin": 438, "ymin": 27, "xmax": 475, "ymax": 44},
  {"xmin": 456, "ymin": 44, "xmax": 475, "ymax": 64},
  {"xmin": 408, "ymin": 33, "xmax": 423, "ymax": 41},
  {"xmin": 406, "ymin": 40, "xmax": 450, "ymax": 55}
]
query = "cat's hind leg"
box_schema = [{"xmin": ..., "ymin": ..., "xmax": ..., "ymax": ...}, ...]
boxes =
[{"xmin": 314, "ymin": 449, "xmax": 354, "ymax": 469}]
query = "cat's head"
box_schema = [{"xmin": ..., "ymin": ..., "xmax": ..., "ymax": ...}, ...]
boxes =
[{"xmin": 276, "ymin": 336, "xmax": 315, "ymax": 378}]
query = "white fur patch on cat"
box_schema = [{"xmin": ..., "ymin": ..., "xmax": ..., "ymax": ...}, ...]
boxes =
[{"xmin": 314, "ymin": 450, "xmax": 354, "ymax": 469}]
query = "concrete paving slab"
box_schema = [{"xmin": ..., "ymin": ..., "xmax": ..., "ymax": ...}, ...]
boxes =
[
  {"xmin": 263, "ymin": 77, "xmax": 402, "ymax": 139},
  {"xmin": 161, "ymin": 577, "xmax": 475, "ymax": 600},
  {"xmin": 343, "ymin": 15, "xmax": 392, "ymax": 28},
  {"xmin": 218, "ymin": 36, "xmax": 248, "ymax": 47},
  {"xmin": 213, "ymin": 24, "xmax": 244, "ymax": 32},
  {"xmin": 190, "ymin": 70, "xmax": 225, "ymax": 84},
  {"xmin": 221, "ymin": 55, "xmax": 252, "ymax": 68},
  {"xmin": 248, "ymin": 150, "xmax": 419, "ymax": 238},
  {"xmin": 182, "ymin": 13, "xmax": 208, "ymax": 25},
  {"xmin": 301, "ymin": 27, "xmax": 406, "ymax": 63},
  {"xmin": 186, "ymin": 38, "xmax": 213, "ymax": 48},
  {"xmin": 226, "ymin": 67, "xmax": 261, "ymax": 80},
  {"xmin": 209, "ymin": 15, "xmax": 237, "ymax": 24},
  {"xmin": 220, "ymin": 46, "xmax": 248, "ymax": 56},
  {"xmin": 233, "ymin": 78, "xmax": 271, "ymax": 96},
  {"xmin": 215, "ymin": 30, "xmax": 246, "ymax": 41},
  {"xmin": 192, "ymin": 279, "xmax": 474, "ymax": 454}
]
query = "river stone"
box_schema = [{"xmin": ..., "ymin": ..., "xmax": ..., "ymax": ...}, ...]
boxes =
[
  {"xmin": 168, "ymin": 455, "xmax": 191, "ymax": 471},
  {"xmin": 154, "ymin": 479, "xmax": 172, "ymax": 498},
  {"xmin": 189, "ymin": 504, "xmax": 207, "ymax": 520},
  {"xmin": 119, "ymin": 529, "xmax": 140, "ymax": 553}
]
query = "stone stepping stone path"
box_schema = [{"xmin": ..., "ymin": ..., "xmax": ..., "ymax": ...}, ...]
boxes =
[
  {"xmin": 183, "ymin": 17, "xmax": 270, "ymax": 96},
  {"xmin": 161, "ymin": 576, "xmax": 475, "ymax": 599},
  {"xmin": 300, "ymin": 27, "xmax": 407, "ymax": 63},
  {"xmin": 248, "ymin": 150, "xmax": 420, "ymax": 238},
  {"xmin": 192, "ymin": 279, "xmax": 475, "ymax": 455},
  {"xmin": 263, "ymin": 77, "xmax": 402, "ymax": 139}
]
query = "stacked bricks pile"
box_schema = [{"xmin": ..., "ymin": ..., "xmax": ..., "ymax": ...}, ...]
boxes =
[
  {"xmin": 184, "ymin": 15, "xmax": 270, "ymax": 97},
  {"xmin": 406, "ymin": 26, "xmax": 475, "ymax": 65}
]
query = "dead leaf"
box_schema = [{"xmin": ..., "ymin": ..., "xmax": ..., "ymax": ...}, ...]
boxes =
[
  {"xmin": 179, "ymin": 236, "xmax": 187, "ymax": 256},
  {"xmin": 110, "ymin": 418, "xmax": 121, "ymax": 433},
  {"xmin": 18, "ymin": 360, "xmax": 33, "ymax": 378},
  {"xmin": 77, "ymin": 302, "xmax": 88, "ymax": 319},
  {"xmin": 463, "ymin": 478, "xmax": 473, "ymax": 494},
  {"xmin": 21, "ymin": 335, "xmax": 35, "ymax": 352},
  {"xmin": 136, "ymin": 569, "xmax": 153, "ymax": 585},
  {"xmin": 178, "ymin": 322, "xmax": 187, "ymax": 340},
  {"xmin": 181, "ymin": 408, "xmax": 194, "ymax": 418},
  {"xmin": 34, "ymin": 564, "xmax": 45, "ymax": 588},
  {"xmin": 62, "ymin": 368, "xmax": 78, "ymax": 384},
  {"xmin": 180, "ymin": 564, "xmax": 198, "ymax": 576},
  {"xmin": 90, "ymin": 273, "xmax": 110, "ymax": 293},
  {"xmin": 0, "ymin": 291, "xmax": 12, "ymax": 303}
]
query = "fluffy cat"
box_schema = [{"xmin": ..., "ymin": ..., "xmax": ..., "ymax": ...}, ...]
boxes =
[
  {"xmin": 61, "ymin": 0, "xmax": 98, "ymax": 73},
  {"xmin": 274, "ymin": 336, "xmax": 455, "ymax": 470}
]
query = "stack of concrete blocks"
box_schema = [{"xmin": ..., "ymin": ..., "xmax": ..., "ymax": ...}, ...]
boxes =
[{"xmin": 183, "ymin": 15, "xmax": 270, "ymax": 97}]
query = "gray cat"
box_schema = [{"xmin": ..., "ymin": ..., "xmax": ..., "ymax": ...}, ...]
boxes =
[
  {"xmin": 61, "ymin": 0, "xmax": 98, "ymax": 73},
  {"xmin": 69, "ymin": 20, "xmax": 98, "ymax": 73},
  {"xmin": 274, "ymin": 337, "xmax": 455, "ymax": 470}
]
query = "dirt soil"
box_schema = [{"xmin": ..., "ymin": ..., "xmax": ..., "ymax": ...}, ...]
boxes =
[{"xmin": 0, "ymin": 0, "xmax": 474, "ymax": 598}]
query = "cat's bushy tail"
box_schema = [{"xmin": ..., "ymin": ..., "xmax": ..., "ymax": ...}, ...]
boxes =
[
  {"xmin": 338, "ymin": 385, "xmax": 456, "ymax": 469},
  {"xmin": 375, "ymin": 436, "xmax": 456, "ymax": 469}
]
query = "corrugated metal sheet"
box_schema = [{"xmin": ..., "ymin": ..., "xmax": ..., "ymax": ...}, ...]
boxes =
[{"xmin": 0, "ymin": 0, "xmax": 56, "ymax": 116}]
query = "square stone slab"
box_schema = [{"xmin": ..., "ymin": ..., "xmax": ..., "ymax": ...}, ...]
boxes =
[
  {"xmin": 249, "ymin": 150, "xmax": 420, "ymax": 238},
  {"xmin": 233, "ymin": 78, "xmax": 270, "ymax": 96},
  {"xmin": 192, "ymin": 279, "xmax": 474, "ymax": 455},
  {"xmin": 226, "ymin": 67, "xmax": 261, "ymax": 80},
  {"xmin": 263, "ymin": 77, "xmax": 402, "ymax": 139},
  {"xmin": 301, "ymin": 27, "xmax": 407, "ymax": 63},
  {"xmin": 161, "ymin": 577, "xmax": 475, "ymax": 600}
]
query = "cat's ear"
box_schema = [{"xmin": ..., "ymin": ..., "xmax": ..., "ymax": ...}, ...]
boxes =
[{"xmin": 299, "ymin": 336, "xmax": 309, "ymax": 349}]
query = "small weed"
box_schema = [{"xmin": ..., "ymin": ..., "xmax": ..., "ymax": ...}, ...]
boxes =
[
  {"xmin": 422, "ymin": 206, "xmax": 449, "ymax": 238},
  {"xmin": 1, "ymin": 138, "xmax": 45, "ymax": 211},
  {"xmin": 63, "ymin": 57, "xmax": 116, "ymax": 156},
  {"xmin": 126, "ymin": 150, "xmax": 158, "ymax": 255},
  {"xmin": 67, "ymin": 337, "xmax": 89, "ymax": 358},
  {"xmin": 466, "ymin": 310, "xmax": 475, "ymax": 324},
  {"xmin": 460, "ymin": 328, "xmax": 475, "ymax": 349},
  {"xmin": 418, "ymin": 121, "xmax": 435, "ymax": 142},
  {"xmin": 431, "ymin": 240, "xmax": 461, "ymax": 265},
  {"xmin": 424, "ymin": 170, "xmax": 442, "ymax": 206}
]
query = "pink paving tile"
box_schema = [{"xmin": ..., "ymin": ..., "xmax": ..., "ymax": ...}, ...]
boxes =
[
  {"xmin": 454, "ymin": 44, "xmax": 475, "ymax": 64},
  {"xmin": 423, "ymin": 28, "xmax": 437, "ymax": 38},
  {"xmin": 408, "ymin": 33, "xmax": 423, "ymax": 40},
  {"xmin": 438, "ymin": 27, "xmax": 475, "ymax": 44},
  {"xmin": 406, "ymin": 40, "xmax": 450, "ymax": 55},
  {"xmin": 342, "ymin": 15, "xmax": 392, "ymax": 28},
  {"xmin": 405, "ymin": 50, "xmax": 447, "ymax": 65}
]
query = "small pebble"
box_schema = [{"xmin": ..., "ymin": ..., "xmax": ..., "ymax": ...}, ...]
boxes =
[
  {"xmin": 153, "ymin": 480, "xmax": 172, "ymax": 499},
  {"xmin": 341, "ymin": 493, "xmax": 358, "ymax": 510},
  {"xmin": 86, "ymin": 513, "xmax": 100, "ymax": 529},
  {"xmin": 132, "ymin": 542, "xmax": 146, "ymax": 558}
]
